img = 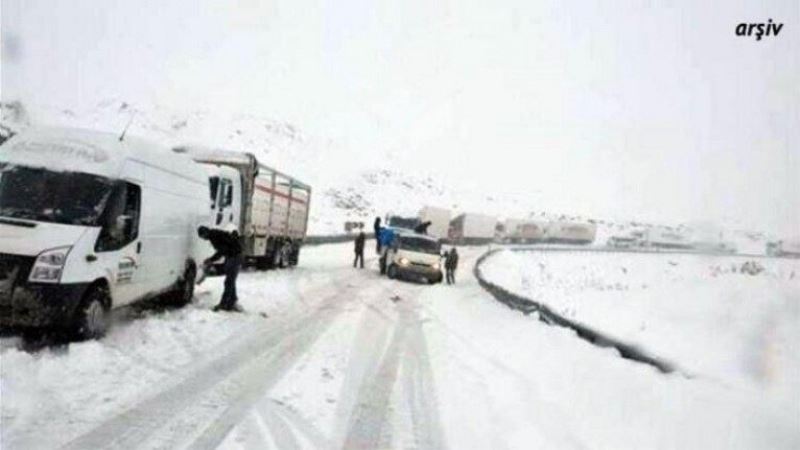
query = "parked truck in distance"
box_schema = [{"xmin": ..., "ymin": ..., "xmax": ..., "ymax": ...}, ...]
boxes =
[
  {"xmin": 766, "ymin": 239, "xmax": 800, "ymax": 258},
  {"xmin": 418, "ymin": 206, "xmax": 451, "ymax": 240},
  {"xmin": 639, "ymin": 227, "xmax": 691, "ymax": 250},
  {"xmin": 543, "ymin": 221, "xmax": 596, "ymax": 245},
  {"xmin": 177, "ymin": 147, "xmax": 311, "ymax": 270},
  {"xmin": 516, "ymin": 221, "xmax": 547, "ymax": 243},
  {"xmin": 449, "ymin": 213, "xmax": 497, "ymax": 245}
]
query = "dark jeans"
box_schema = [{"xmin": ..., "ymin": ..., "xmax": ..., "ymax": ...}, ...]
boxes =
[
  {"xmin": 446, "ymin": 268, "xmax": 455, "ymax": 284},
  {"xmin": 221, "ymin": 255, "xmax": 242, "ymax": 308},
  {"xmin": 354, "ymin": 251, "xmax": 364, "ymax": 268}
]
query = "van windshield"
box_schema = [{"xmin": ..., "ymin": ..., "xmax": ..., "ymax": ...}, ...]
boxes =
[
  {"xmin": 0, "ymin": 163, "xmax": 114, "ymax": 226},
  {"xmin": 399, "ymin": 236, "xmax": 441, "ymax": 254}
]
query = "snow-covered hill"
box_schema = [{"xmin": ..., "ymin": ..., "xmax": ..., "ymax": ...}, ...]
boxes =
[{"xmin": 0, "ymin": 100, "xmax": 784, "ymax": 246}]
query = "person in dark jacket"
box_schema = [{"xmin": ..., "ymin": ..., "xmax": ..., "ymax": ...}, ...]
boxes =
[
  {"xmin": 373, "ymin": 216, "xmax": 382, "ymax": 253},
  {"xmin": 354, "ymin": 226, "xmax": 366, "ymax": 269},
  {"xmin": 414, "ymin": 221, "xmax": 432, "ymax": 234},
  {"xmin": 445, "ymin": 247, "xmax": 459, "ymax": 285},
  {"xmin": 198, "ymin": 226, "xmax": 243, "ymax": 312}
]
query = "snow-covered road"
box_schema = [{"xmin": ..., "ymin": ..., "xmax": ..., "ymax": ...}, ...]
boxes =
[{"xmin": 2, "ymin": 243, "xmax": 798, "ymax": 449}]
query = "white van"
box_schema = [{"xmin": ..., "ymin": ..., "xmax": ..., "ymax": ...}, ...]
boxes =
[
  {"xmin": 0, "ymin": 127, "xmax": 211, "ymax": 338},
  {"xmin": 380, "ymin": 230, "xmax": 443, "ymax": 284}
]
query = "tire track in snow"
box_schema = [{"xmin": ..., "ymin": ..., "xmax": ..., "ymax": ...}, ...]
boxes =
[
  {"xmin": 58, "ymin": 273, "xmax": 361, "ymax": 450},
  {"xmin": 401, "ymin": 301, "xmax": 446, "ymax": 450},
  {"xmin": 339, "ymin": 283, "xmax": 445, "ymax": 449}
]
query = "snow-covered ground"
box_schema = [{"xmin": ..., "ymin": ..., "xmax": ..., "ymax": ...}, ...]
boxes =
[
  {"xmin": 481, "ymin": 250, "xmax": 800, "ymax": 433},
  {"xmin": 2, "ymin": 243, "xmax": 798, "ymax": 449}
]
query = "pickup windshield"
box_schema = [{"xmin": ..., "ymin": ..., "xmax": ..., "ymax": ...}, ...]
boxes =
[
  {"xmin": 0, "ymin": 163, "xmax": 114, "ymax": 226},
  {"xmin": 398, "ymin": 236, "xmax": 441, "ymax": 254}
]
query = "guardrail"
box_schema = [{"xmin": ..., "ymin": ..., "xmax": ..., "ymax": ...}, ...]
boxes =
[
  {"xmin": 473, "ymin": 248, "xmax": 679, "ymax": 374},
  {"xmin": 491, "ymin": 243, "xmax": 796, "ymax": 260}
]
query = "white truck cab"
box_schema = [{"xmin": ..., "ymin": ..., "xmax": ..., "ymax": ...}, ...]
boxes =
[
  {"xmin": 0, "ymin": 127, "xmax": 212, "ymax": 338},
  {"xmin": 201, "ymin": 163, "xmax": 242, "ymax": 231},
  {"xmin": 381, "ymin": 230, "xmax": 443, "ymax": 284}
]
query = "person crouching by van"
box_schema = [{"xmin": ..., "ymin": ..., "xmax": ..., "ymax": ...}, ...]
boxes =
[
  {"xmin": 445, "ymin": 247, "xmax": 459, "ymax": 285},
  {"xmin": 198, "ymin": 226, "xmax": 243, "ymax": 312},
  {"xmin": 354, "ymin": 225, "xmax": 366, "ymax": 269}
]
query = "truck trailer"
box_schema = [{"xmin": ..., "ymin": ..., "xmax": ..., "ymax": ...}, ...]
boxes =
[
  {"xmin": 449, "ymin": 213, "xmax": 497, "ymax": 245},
  {"xmin": 544, "ymin": 221, "xmax": 597, "ymax": 245},
  {"xmin": 417, "ymin": 206, "xmax": 451, "ymax": 240},
  {"xmin": 178, "ymin": 147, "xmax": 312, "ymax": 269},
  {"xmin": 766, "ymin": 239, "xmax": 800, "ymax": 257}
]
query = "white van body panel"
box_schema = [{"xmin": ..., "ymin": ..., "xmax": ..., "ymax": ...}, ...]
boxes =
[
  {"xmin": 0, "ymin": 222, "xmax": 88, "ymax": 256},
  {"xmin": 0, "ymin": 127, "xmax": 214, "ymax": 328}
]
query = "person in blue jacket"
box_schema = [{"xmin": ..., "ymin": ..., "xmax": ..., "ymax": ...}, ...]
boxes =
[{"xmin": 377, "ymin": 227, "xmax": 397, "ymax": 274}]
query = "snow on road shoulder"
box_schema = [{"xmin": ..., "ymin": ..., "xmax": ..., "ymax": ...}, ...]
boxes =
[
  {"xmin": 480, "ymin": 250, "xmax": 800, "ymax": 391},
  {"xmin": 418, "ymin": 248, "xmax": 799, "ymax": 449},
  {"xmin": 0, "ymin": 242, "xmax": 361, "ymax": 449}
]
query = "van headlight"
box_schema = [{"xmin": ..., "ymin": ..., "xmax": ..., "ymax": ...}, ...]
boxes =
[
  {"xmin": 399, "ymin": 257, "xmax": 410, "ymax": 266},
  {"xmin": 29, "ymin": 246, "xmax": 71, "ymax": 283},
  {"xmin": 432, "ymin": 262, "xmax": 440, "ymax": 270}
]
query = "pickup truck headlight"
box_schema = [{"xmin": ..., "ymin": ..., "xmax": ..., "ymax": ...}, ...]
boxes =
[
  {"xmin": 432, "ymin": 262, "xmax": 440, "ymax": 270},
  {"xmin": 29, "ymin": 246, "xmax": 71, "ymax": 283},
  {"xmin": 399, "ymin": 257, "xmax": 410, "ymax": 266}
]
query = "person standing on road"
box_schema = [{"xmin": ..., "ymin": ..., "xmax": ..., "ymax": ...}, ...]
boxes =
[
  {"xmin": 445, "ymin": 247, "xmax": 459, "ymax": 285},
  {"xmin": 354, "ymin": 225, "xmax": 366, "ymax": 269},
  {"xmin": 198, "ymin": 226, "xmax": 243, "ymax": 312},
  {"xmin": 373, "ymin": 216, "xmax": 382, "ymax": 253}
]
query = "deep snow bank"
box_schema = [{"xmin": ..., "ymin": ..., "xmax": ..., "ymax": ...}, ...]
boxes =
[{"xmin": 481, "ymin": 250, "xmax": 800, "ymax": 393}]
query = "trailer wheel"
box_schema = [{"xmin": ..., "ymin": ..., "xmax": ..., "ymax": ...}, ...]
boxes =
[
  {"xmin": 289, "ymin": 245, "xmax": 300, "ymax": 266},
  {"xmin": 277, "ymin": 244, "xmax": 289, "ymax": 268},
  {"xmin": 73, "ymin": 285, "xmax": 110, "ymax": 340}
]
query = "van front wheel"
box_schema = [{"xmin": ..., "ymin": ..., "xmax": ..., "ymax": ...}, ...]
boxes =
[{"xmin": 74, "ymin": 286, "xmax": 110, "ymax": 340}]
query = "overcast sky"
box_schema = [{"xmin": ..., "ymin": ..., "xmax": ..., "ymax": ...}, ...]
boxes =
[{"xmin": 1, "ymin": 0, "xmax": 798, "ymax": 233}]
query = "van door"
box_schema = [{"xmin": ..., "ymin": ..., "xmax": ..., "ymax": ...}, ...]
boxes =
[{"xmin": 94, "ymin": 181, "xmax": 143, "ymax": 306}]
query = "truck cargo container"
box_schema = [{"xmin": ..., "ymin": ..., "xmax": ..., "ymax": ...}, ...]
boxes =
[
  {"xmin": 178, "ymin": 147, "xmax": 311, "ymax": 269},
  {"xmin": 417, "ymin": 206, "xmax": 451, "ymax": 240},
  {"xmin": 449, "ymin": 213, "xmax": 497, "ymax": 245},
  {"xmin": 544, "ymin": 221, "xmax": 597, "ymax": 245},
  {"xmin": 766, "ymin": 239, "xmax": 800, "ymax": 257},
  {"xmin": 639, "ymin": 227, "xmax": 691, "ymax": 249}
]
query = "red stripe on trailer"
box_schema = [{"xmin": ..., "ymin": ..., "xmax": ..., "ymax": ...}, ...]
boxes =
[{"xmin": 254, "ymin": 184, "xmax": 307, "ymax": 205}]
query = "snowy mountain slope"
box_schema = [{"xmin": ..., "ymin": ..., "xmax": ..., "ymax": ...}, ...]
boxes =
[{"xmin": 0, "ymin": 100, "xmax": 786, "ymax": 244}]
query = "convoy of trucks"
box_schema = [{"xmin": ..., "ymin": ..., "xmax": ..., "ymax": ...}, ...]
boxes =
[{"xmin": 1, "ymin": 127, "xmax": 795, "ymax": 339}]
